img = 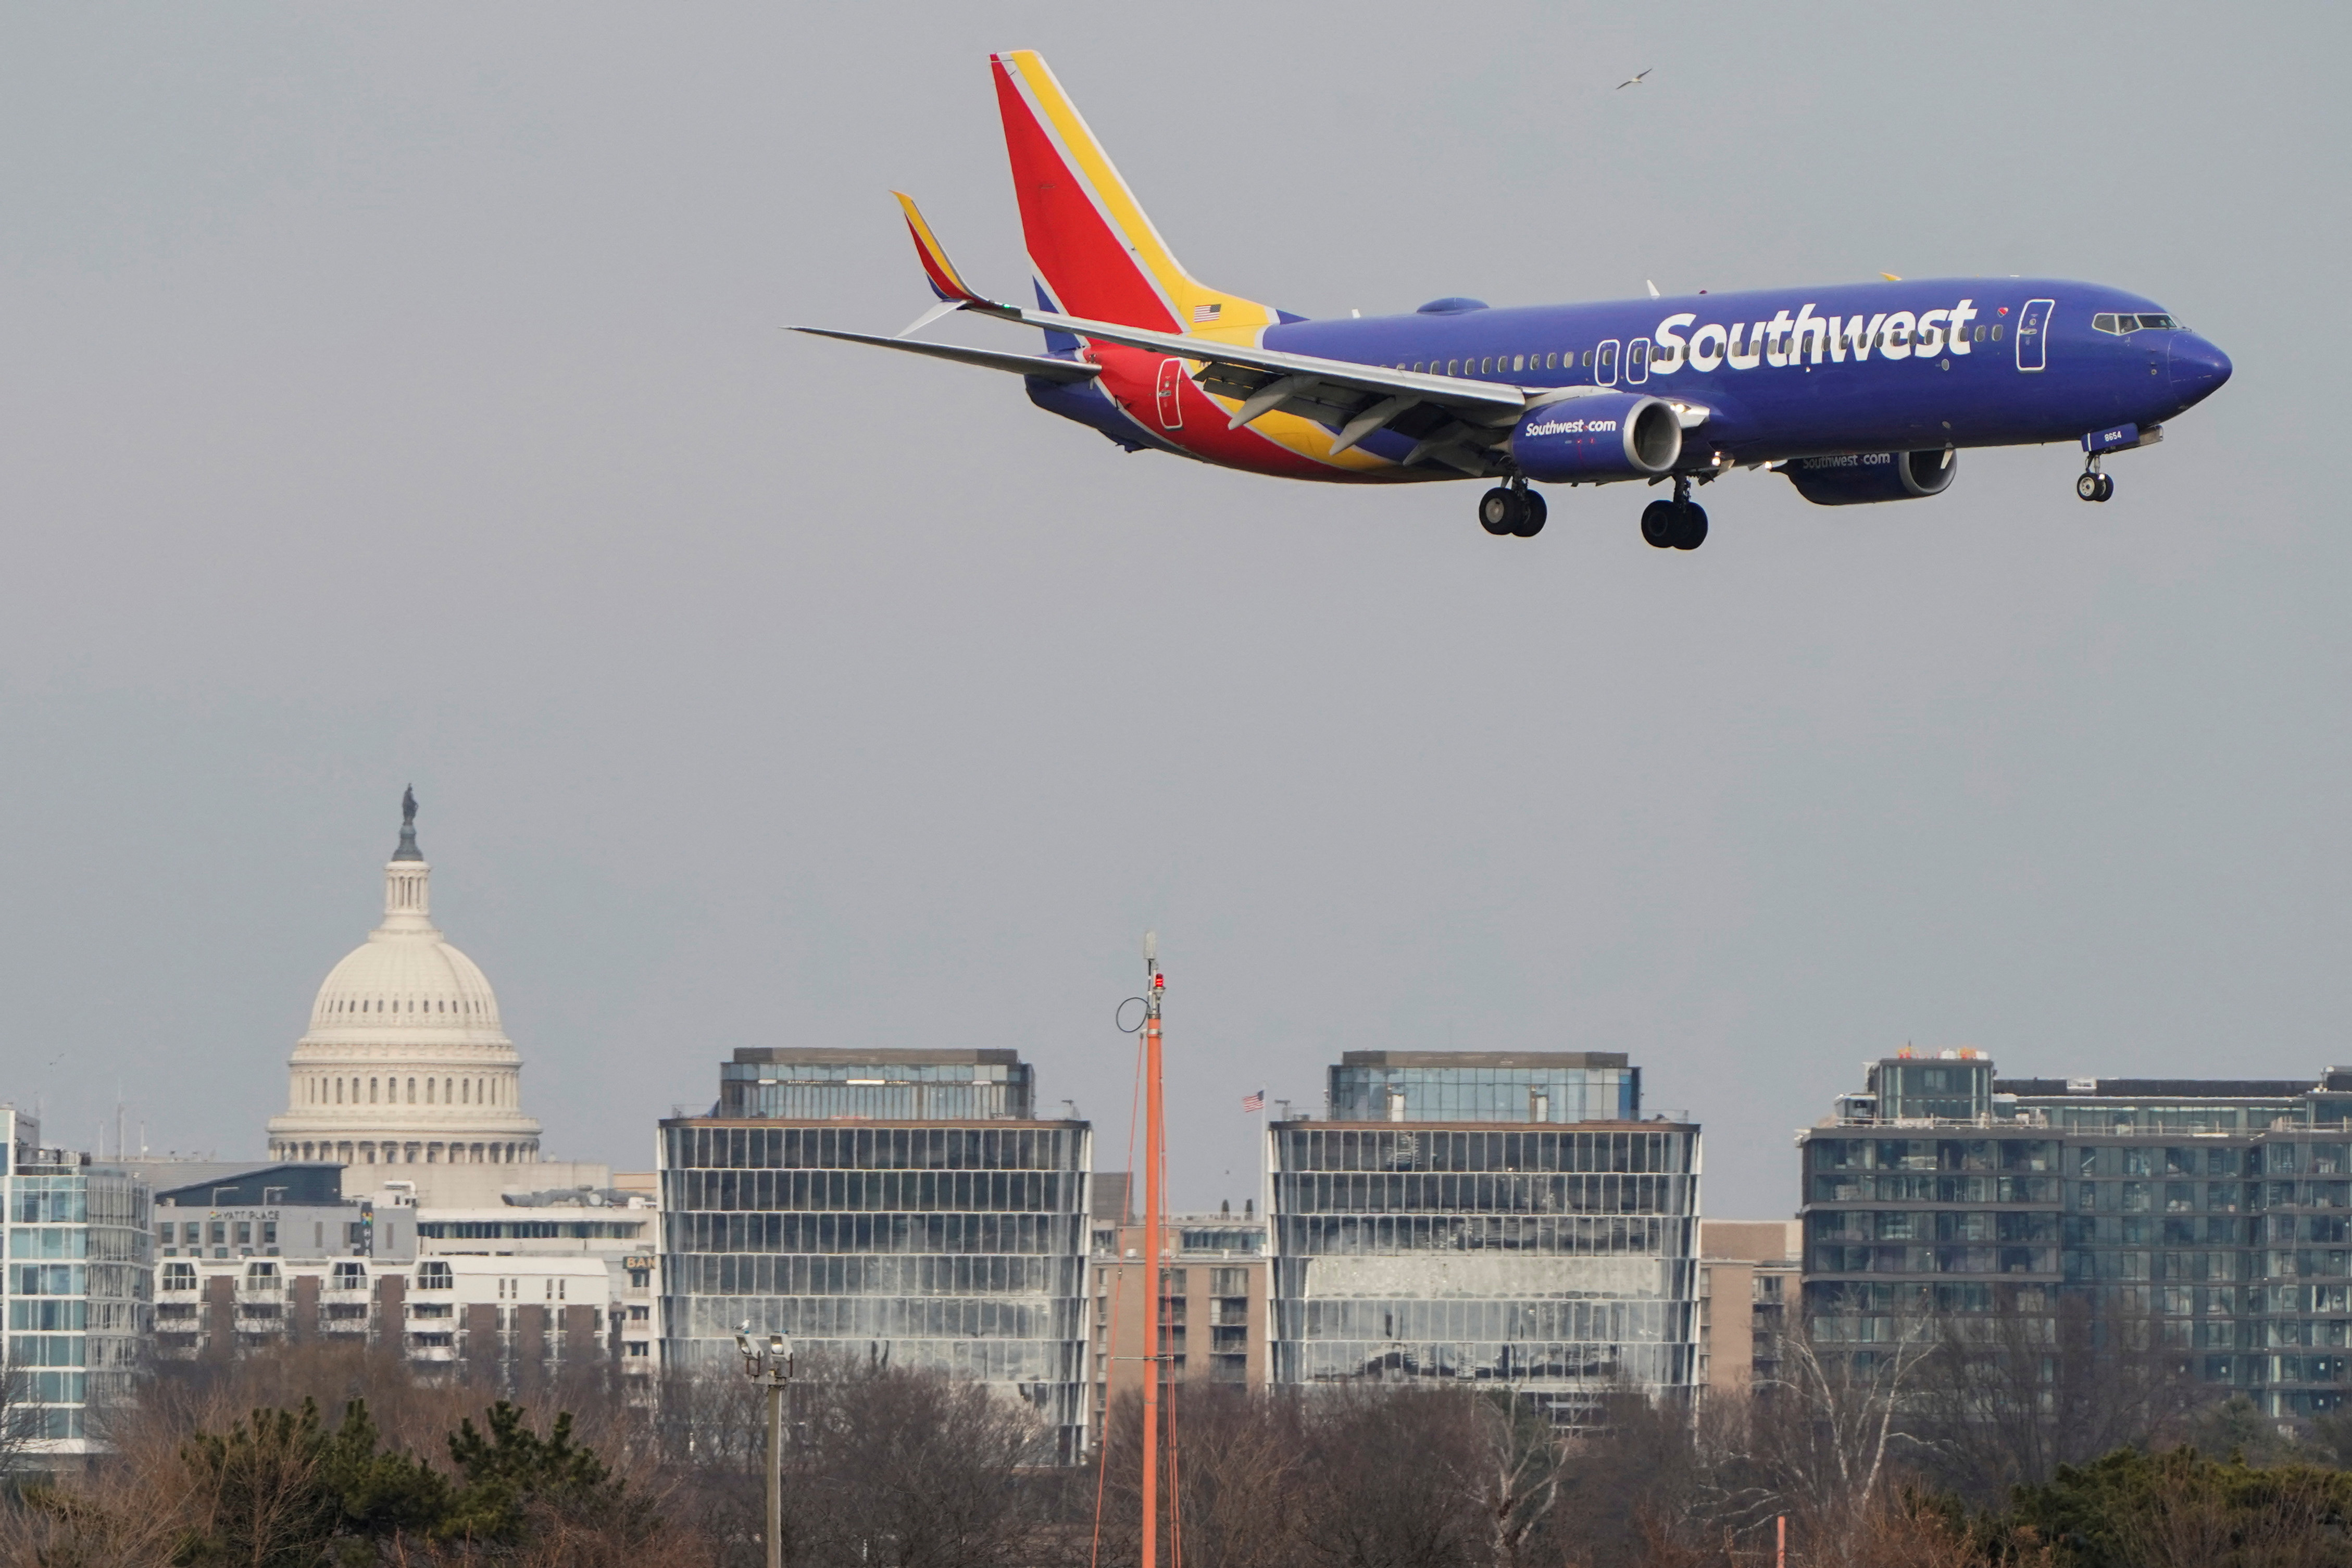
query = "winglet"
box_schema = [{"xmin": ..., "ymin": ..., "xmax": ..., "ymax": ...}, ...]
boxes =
[{"xmin": 894, "ymin": 191, "xmax": 986, "ymax": 304}]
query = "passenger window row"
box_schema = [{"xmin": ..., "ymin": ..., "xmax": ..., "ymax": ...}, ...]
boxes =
[
  {"xmin": 1389, "ymin": 327, "xmax": 2008, "ymax": 378},
  {"xmin": 1392, "ymin": 350, "xmax": 1607, "ymax": 377}
]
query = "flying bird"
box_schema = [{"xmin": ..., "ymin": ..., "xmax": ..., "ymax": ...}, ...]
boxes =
[{"xmin": 1617, "ymin": 69, "xmax": 1650, "ymax": 89}]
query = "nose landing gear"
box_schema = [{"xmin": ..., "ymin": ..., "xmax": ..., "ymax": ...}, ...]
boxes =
[
  {"xmin": 1478, "ymin": 482, "xmax": 1548, "ymax": 537},
  {"xmin": 2076, "ymin": 462, "xmax": 2113, "ymax": 503},
  {"xmin": 1641, "ymin": 475, "xmax": 1709, "ymax": 549}
]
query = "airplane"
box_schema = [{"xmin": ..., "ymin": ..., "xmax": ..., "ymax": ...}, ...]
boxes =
[{"xmin": 796, "ymin": 51, "xmax": 2233, "ymax": 548}]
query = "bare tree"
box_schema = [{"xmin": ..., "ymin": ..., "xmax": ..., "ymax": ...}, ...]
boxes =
[
  {"xmin": 1295, "ymin": 1384, "xmax": 1484, "ymax": 1568},
  {"xmin": 1744, "ymin": 1313, "xmax": 1938, "ymax": 1567},
  {"xmin": 2109, "ymin": 1452, "xmax": 2352, "ymax": 1568},
  {"xmin": 1091, "ymin": 1384, "xmax": 1307, "ymax": 1568},
  {"xmin": 1902, "ymin": 1292, "xmax": 2200, "ymax": 1504},
  {"xmin": 804, "ymin": 1368, "xmax": 1060, "ymax": 1568},
  {"xmin": 1448, "ymin": 1387, "xmax": 1592, "ymax": 1568},
  {"xmin": 0, "ymin": 1350, "xmax": 40, "ymax": 1484}
]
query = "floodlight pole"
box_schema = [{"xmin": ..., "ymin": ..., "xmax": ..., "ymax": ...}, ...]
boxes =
[
  {"xmin": 738, "ymin": 1330, "xmax": 794, "ymax": 1568},
  {"xmin": 767, "ymin": 1365, "xmax": 784, "ymax": 1568},
  {"xmin": 1141, "ymin": 934, "xmax": 1166, "ymax": 1568}
]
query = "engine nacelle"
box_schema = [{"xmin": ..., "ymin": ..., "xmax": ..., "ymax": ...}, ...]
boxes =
[
  {"xmin": 1783, "ymin": 449, "xmax": 1957, "ymax": 505},
  {"xmin": 1508, "ymin": 393, "xmax": 1682, "ymax": 483}
]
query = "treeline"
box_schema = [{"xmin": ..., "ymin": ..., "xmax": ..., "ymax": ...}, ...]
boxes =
[{"xmin": 6, "ymin": 1328, "xmax": 2352, "ymax": 1567}]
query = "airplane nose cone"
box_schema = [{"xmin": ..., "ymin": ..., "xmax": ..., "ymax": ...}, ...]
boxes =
[{"xmin": 2169, "ymin": 332, "xmax": 2232, "ymax": 402}]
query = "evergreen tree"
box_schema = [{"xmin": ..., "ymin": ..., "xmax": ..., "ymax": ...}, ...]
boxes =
[{"xmin": 441, "ymin": 1400, "xmax": 633, "ymax": 1544}]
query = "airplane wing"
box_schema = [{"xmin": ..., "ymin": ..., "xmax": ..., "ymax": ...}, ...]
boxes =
[
  {"xmin": 796, "ymin": 302, "xmax": 1531, "ymax": 470},
  {"xmin": 792, "ymin": 326, "xmax": 1102, "ymax": 384},
  {"xmin": 964, "ymin": 302, "xmax": 1532, "ymax": 467},
  {"xmin": 798, "ymin": 190, "xmax": 1540, "ymax": 472},
  {"xmin": 989, "ymin": 303, "xmax": 1523, "ymax": 444}
]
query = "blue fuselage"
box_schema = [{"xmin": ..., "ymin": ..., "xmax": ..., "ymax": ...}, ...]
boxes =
[{"xmin": 1262, "ymin": 278, "xmax": 2229, "ymax": 470}]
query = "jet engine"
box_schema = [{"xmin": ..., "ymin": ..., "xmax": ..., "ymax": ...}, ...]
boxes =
[
  {"xmin": 1783, "ymin": 449, "xmax": 1956, "ymax": 505},
  {"xmin": 1509, "ymin": 393, "xmax": 1682, "ymax": 483}
]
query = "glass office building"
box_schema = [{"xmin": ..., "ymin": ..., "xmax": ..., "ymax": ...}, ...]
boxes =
[
  {"xmin": 1328, "ymin": 1050, "xmax": 1638, "ymax": 1123},
  {"xmin": 660, "ymin": 1049, "xmax": 1092, "ymax": 1460},
  {"xmin": 1800, "ymin": 1055, "xmax": 2352, "ymax": 1418},
  {"xmin": 1270, "ymin": 1052, "xmax": 1699, "ymax": 1421},
  {"xmin": 2, "ymin": 1109, "xmax": 152, "ymax": 1454},
  {"xmin": 719, "ymin": 1048, "xmax": 1034, "ymax": 1121}
]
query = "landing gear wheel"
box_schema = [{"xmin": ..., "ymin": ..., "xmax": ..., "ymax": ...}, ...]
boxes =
[
  {"xmin": 1480, "ymin": 486, "xmax": 1521, "ymax": 536},
  {"xmin": 1641, "ymin": 499, "xmax": 1678, "ymax": 548},
  {"xmin": 2094, "ymin": 473, "xmax": 2114, "ymax": 503},
  {"xmin": 1510, "ymin": 489, "xmax": 1548, "ymax": 537},
  {"xmin": 2077, "ymin": 472, "xmax": 2102, "ymax": 501},
  {"xmin": 1673, "ymin": 502, "xmax": 1709, "ymax": 550}
]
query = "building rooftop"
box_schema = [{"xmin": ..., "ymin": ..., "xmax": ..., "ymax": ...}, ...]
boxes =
[
  {"xmin": 1996, "ymin": 1077, "xmax": 2318, "ymax": 1099},
  {"xmin": 1337, "ymin": 1050, "xmax": 1630, "ymax": 1069},
  {"xmin": 1271, "ymin": 1117, "xmax": 1696, "ymax": 1130},
  {"xmin": 729, "ymin": 1048, "xmax": 1024, "ymax": 1066},
  {"xmin": 660, "ymin": 1114, "xmax": 1086, "ymax": 1128},
  {"xmin": 156, "ymin": 1163, "xmax": 345, "ymax": 1208}
]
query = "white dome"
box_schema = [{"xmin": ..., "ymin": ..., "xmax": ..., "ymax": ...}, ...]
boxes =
[
  {"xmin": 307, "ymin": 930, "xmax": 505, "ymax": 1038},
  {"xmin": 266, "ymin": 804, "xmax": 542, "ymax": 1169}
]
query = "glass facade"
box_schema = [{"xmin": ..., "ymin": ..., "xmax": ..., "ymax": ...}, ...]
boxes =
[
  {"xmin": 1328, "ymin": 1051, "xmax": 1637, "ymax": 1123},
  {"xmin": 1800, "ymin": 1060, "xmax": 2352, "ymax": 1416},
  {"xmin": 659, "ymin": 1053, "xmax": 1090, "ymax": 1461},
  {"xmin": 719, "ymin": 1048, "xmax": 1032, "ymax": 1121},
  {"xmin": 1869, "ymin": 1057, "xmax": 1994, "ymax": 1122},
  {"xmin": 2, "ymin": 1111, "xmax": 152, "ymax": 1448},
  {"xmin": 1271, "ymin": 1053, "xmax": 1698, "ymax": 1421}
]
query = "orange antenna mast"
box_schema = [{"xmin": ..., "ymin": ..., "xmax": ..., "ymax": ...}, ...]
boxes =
[{"xmin": 1140, "ymin": 931, "xmax": 1167, "ymax": 1568}]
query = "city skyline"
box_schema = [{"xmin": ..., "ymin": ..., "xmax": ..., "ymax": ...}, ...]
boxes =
[{"xmin": 6, "ymin": 792, "xmax": 2348, "ymax": 1213}]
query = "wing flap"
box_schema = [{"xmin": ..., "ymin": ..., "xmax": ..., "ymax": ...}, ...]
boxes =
[
  {"xmin": 791, "ymin": 327, "xmax": 1102, "ymax": 384},
  {"xmin": 973, "ymin": 302, "xmax": 1528, "ymax": 419}
]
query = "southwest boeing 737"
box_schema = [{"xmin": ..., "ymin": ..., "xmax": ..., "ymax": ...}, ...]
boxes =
[{"xmin": 798, "ymin": 52, "xmax": 2232, "ymax": 548}]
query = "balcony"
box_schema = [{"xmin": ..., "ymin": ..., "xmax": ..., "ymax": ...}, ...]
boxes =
[{"xmin": 319, "ymin": 1304, "xmax": 372, "ymax": 1335}]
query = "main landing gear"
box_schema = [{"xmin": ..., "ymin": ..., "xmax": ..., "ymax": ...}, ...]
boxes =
[
  {"xmin": 2076, "ymin": 464, "xmax": 2114, "ymax": 503},
  {"xmin": 1479, "ymin": 482, "xmax": 1547, "ymax": 538},
  {"xmin": 1641, "ymin": 476, "xmax": 1708, "ymax": 550}
]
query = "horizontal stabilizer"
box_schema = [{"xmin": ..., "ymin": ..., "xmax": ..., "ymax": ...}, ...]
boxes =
[{"xmin": 791, "ymin": 326, "xmax": 1100, "ymax": 384}]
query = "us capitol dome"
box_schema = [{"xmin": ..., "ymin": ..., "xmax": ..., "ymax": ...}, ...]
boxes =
[{"xmin": 266, "ymin": 793, "xmax": 542, "ymax": 1169}]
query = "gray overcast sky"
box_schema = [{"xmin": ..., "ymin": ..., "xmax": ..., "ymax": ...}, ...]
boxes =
[{"xmin": 1, "ymin": 3, "xmax": 2345, "ymax": 1212}]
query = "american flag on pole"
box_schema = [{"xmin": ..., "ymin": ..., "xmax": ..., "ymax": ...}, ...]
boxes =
[{"xmin": 1241, "ymin": 1088, "xmax": 1266, "ymax": 1112}]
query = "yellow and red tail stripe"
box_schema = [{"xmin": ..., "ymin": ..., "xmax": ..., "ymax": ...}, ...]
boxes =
[
  {"xmin": 989, "ymin": 51, "xmax": 1278, "ymax": 344},
  {"xmin": 986, "ymin": 51, "xmax": 1400, "ymax": 480}
]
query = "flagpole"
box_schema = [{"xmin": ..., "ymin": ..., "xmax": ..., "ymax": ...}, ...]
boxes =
[{"xmin": 1257, "ymin": 1092, "xmax": 1268, "ymax": 1216}]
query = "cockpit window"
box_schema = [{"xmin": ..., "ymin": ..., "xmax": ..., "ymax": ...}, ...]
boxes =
[
  {"xmin": 2093, "ymin": 313, "xmax": 2119, "ymax": 334},
  {"xmin": 2133, "ymin": 313, "xmax": 2179, "ymax": 330},
  {"xmin": 2096, "ymin": 311, "xmax": 2181, "ymax": 334}
]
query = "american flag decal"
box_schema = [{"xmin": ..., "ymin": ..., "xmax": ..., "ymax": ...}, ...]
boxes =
[{"xmin": 1193, "ymin": 302, "xmax": 1222, "ymax": 323}]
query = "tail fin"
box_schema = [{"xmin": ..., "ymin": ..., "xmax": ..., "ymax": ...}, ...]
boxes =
[{"xmin": 990, "ymin": 51, "xmax": 1274, "ymax": 336}]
